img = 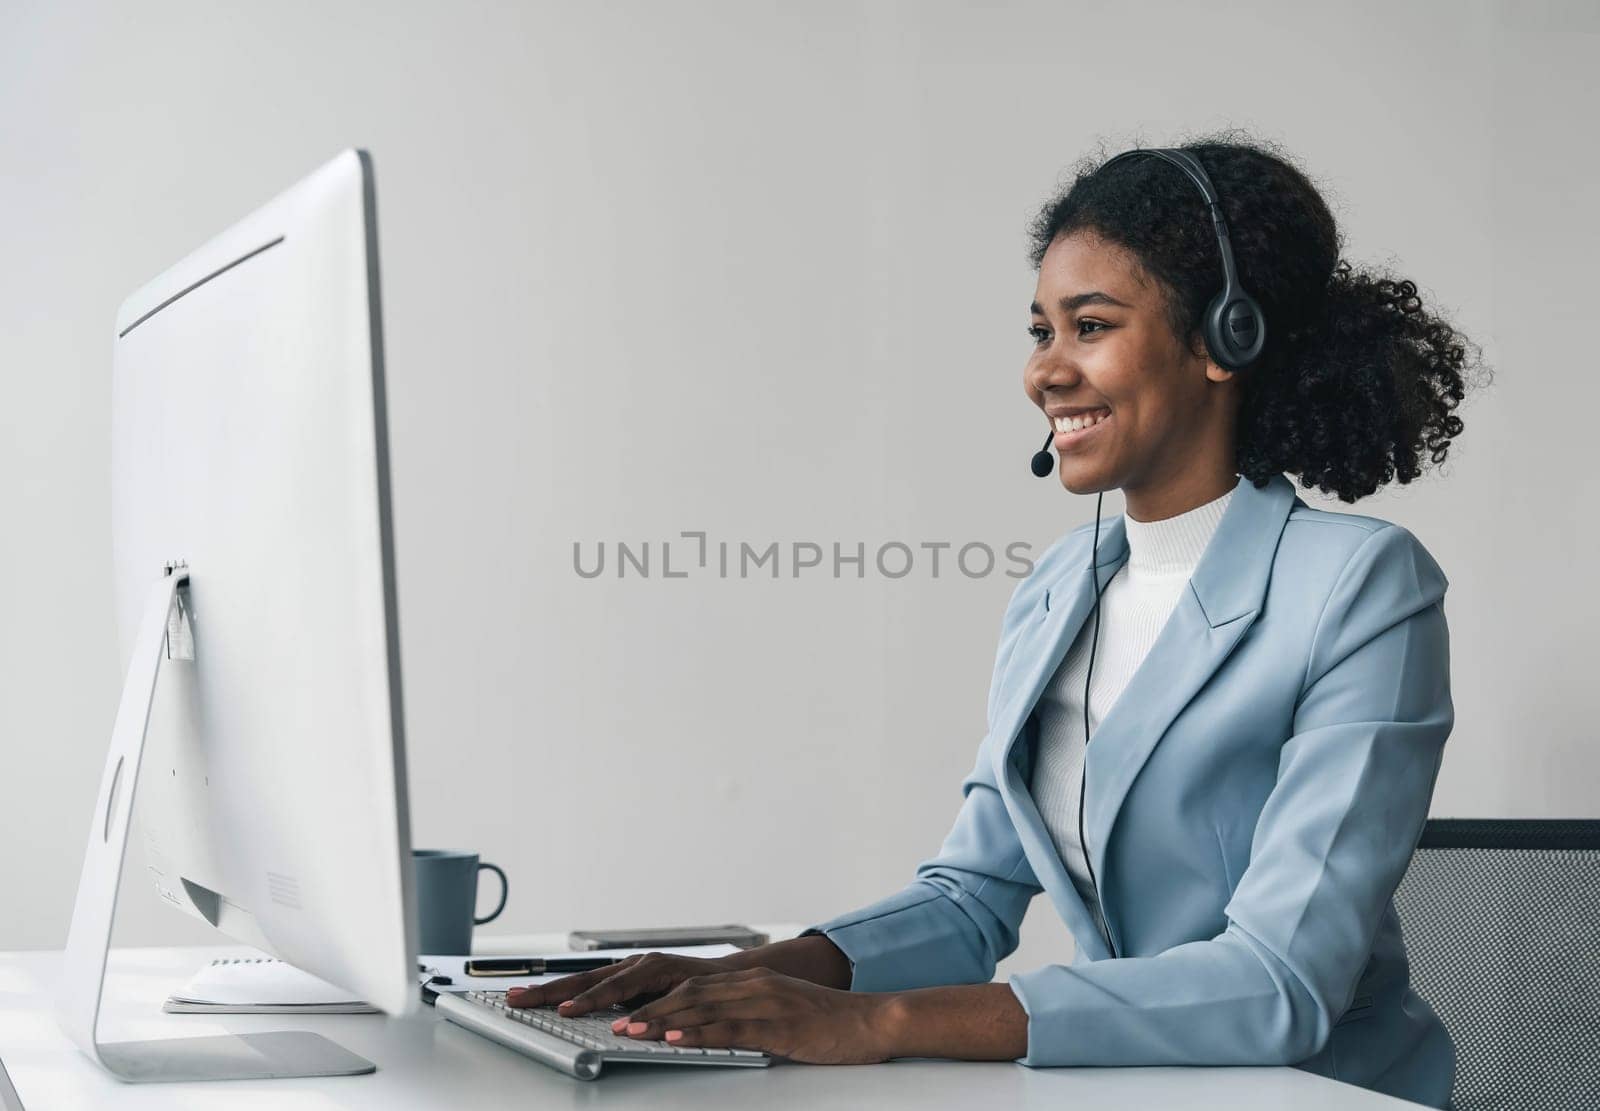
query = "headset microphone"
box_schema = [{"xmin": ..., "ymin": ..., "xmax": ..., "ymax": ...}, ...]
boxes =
[{"xmin": 1030, "ymin": 432, "xmax": 1055, "ymax": 477}]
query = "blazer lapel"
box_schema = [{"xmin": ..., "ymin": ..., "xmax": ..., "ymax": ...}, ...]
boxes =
[
  {"xmin": 988, "ymin": 473, "xmax": 1298, "ymax": 958},
  {"xmin": 989, "ymin": 524, "xmax": 1132, "ymax": 960}
]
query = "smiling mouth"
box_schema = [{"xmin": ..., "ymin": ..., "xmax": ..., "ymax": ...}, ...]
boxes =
[
  {"xmin": 1052, "ymin": 408, "xmax": 1111, "ymax": 450},
  {"xmin": 1053, "ymin": 409, "xmax": 1111, "ymax": 434}
]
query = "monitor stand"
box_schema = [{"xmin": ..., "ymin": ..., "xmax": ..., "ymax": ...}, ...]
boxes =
[{"xmin": 54, "ymin": 565, "xmax": 377, "ymax": 1082}]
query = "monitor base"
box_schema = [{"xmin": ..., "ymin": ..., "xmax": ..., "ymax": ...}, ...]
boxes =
[
  {"xmin": 54, "ymin": 566, "xmax": 376, "ymax": 1082},
  {"xmin": 95, "ymin": 1032, "xmax": 374, "ymax": 1082}
]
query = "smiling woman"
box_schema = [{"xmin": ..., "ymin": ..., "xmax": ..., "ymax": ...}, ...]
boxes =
[{"xmin": 506, "ymin": 131, "xmax": 1489, "ymax": 1111}]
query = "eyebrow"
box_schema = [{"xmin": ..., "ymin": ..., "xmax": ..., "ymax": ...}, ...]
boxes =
[{"xmin": 1030, "ymin": 291, "xmax": 1132, "ymax": 314}]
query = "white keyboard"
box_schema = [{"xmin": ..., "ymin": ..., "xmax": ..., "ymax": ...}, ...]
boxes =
[{"xmin": 434, "ymin": 990, "xmax": 772, "ymax": 1080}]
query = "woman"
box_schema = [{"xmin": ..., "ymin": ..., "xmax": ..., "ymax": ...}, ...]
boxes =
[{"xmin": 509, "ymin": 133, "xmax": 1489, "ymax": 1108}]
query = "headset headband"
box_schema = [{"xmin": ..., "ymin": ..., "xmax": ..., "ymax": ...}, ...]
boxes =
[{"xmin": 1097, "ymin": 147, "xmax": 1266, "ymax": 372}]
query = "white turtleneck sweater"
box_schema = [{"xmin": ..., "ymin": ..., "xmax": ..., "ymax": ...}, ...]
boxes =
[{"xmin": 1028, "ymin": 476, "xmax": 1239, "ymax": 943}]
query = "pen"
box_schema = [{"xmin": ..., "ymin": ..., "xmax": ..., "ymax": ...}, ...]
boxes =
[{"xmin": 464, "ymin": 956, "xmax": 621, "ymax": 976}]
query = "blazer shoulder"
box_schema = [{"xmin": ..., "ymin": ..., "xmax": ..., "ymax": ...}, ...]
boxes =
[
  {"xmin": 1283, "ymin": 501, "xmax": 1392, "ymax": 543},
  {"xmin": 1283, "ymin": 503, "xmax": 1449, "ymax": 607}
]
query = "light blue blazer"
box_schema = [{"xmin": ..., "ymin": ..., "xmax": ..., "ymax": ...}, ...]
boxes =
[{"xmin": 803, "ymin": 472, "xmax": 1455, "ymax": 1108}]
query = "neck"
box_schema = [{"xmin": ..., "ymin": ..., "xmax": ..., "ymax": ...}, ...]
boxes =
[
  {"xmin": 1122, "ymin": 384, "xmax": 1241, "ymax": 521},
  {"xmin": 1123, "ymin": 463, "xmax": 1240, "ymax": 522}
]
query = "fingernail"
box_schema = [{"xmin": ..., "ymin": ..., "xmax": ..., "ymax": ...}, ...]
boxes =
[
  {"xmin": 665, "ymin": 1030, "xmax": 683, "ymax": 1042},
  {"xmin": 611, "ymin": 1018, "xmax": 627, "ymax": 1032},
  {"xmin": 626, "ymin": 1021, "xmax": 648, "ymax": 1035}
]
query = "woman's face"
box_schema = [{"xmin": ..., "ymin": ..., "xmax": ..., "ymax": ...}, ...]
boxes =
[{"xmin": 1024, "ymin": 229, "xmax": 1239, "ymax": 517}]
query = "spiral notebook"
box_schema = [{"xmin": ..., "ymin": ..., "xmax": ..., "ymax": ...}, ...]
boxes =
[{"xmin": 163, "ymin": 956, "xmax": 379, "ymax": 1014}]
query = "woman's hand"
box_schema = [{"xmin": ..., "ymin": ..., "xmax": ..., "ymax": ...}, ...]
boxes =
[
  {"xmin": 600, "ymin": 966, "xmax": 896, "ymax": 1064},
  {"xmin": 505, "ymin": 935, "xmax": 855, "ymax": 1017},
  {"xmin": 504, "ymin": 951, "xmax": 738, "ymax": 1015}
]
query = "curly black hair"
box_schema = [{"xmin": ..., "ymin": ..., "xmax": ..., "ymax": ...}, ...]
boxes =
[{"xmin": 1025, "ymin": 128, "xmax": 1491, "ymax": 503}]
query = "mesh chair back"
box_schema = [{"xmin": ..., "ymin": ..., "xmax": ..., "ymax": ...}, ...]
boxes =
[{"xmin": 1392, "ymin": 819, "xmax": 1600, "ymax": 1111}]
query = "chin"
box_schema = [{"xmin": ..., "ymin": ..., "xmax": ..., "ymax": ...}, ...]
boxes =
[{"xmin": 1057, "ymin": 468, "xmax": 1116, "ymax": 497}]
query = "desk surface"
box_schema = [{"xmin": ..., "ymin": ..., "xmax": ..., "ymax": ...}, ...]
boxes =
[{"xmin": 0, "ymin": 927, "xmax": 1422, "ymax": 1109}]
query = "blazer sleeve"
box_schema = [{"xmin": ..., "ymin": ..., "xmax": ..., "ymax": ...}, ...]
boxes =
[
  {"xmin": 1006, "ymin": 522, "xmax": 1453, "ymax": 1067},
  {"xmin": 796, "ymin": 541, "xmax": 1059, "ymax": 991}
]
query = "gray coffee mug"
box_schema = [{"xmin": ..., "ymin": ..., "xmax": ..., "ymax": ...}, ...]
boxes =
[{"xmin": 412, "ymin": 849, "xmax": 508, "ymax": 954}]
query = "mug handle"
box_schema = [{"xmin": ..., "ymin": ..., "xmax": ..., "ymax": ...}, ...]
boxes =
[{"xmin": 475, "ymin": 862, "xmax": 509, "ymax": 925}]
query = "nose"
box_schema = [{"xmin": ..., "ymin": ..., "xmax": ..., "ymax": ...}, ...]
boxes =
[{"xmin": 1028, "ymin": 350, "xmax": 1082, "ymax": 398}]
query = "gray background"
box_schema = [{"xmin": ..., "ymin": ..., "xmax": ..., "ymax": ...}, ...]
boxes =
[{"xmin": 3, "ymin": 0, "xmax": 1596, "ymax": 982}]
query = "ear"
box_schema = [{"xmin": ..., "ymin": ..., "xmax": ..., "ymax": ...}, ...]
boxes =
[{"xmin": 1188, "ymin": 332, "xmax": 1235, "ymax": 383}]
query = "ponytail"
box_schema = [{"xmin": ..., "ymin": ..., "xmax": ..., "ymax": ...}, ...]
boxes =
[{"xmin": 1236, "ymin": 258, "xmax": 1489, "ymax": 501}]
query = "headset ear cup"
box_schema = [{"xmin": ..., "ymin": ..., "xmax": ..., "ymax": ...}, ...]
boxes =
[{"xmin": 1205, "ymin": 289, "xmax": 1266, "ymax": 372}]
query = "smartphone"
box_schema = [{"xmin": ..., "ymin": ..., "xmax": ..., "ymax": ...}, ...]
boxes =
[{"xmin": 567, "ymin": 924, "xmax": 769, "ymax": 951}]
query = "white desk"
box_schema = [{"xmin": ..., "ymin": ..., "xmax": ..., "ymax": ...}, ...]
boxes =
[{"xmin": 0, "ymin": 925, "xmax": 1423, "ymax": 1109}]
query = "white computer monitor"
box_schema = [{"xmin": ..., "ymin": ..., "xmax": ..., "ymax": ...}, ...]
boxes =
[{"xmin": 57, "ymin": 149, "xmax": 418, "ymax": 1082}]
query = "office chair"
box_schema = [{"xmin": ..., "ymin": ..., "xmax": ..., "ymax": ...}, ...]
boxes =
[{"xmin": 1392, "ymin": 818, "xmax": 1600, "ymax": 1111}]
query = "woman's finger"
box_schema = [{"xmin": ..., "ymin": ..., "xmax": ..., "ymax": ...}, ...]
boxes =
[
  {"xmin": 659, "ymin": 1019, "xmax": 774, "ymax": 1053},
  {"xmin": 617, "ymin": 970, "xmax": 778, "ymax": 1036},
  {"xmin": 505, "ymin": 954, "xmax": 645, "ymax": 1008},
  {"xmin": 504, "ymin": 970, "xmax": 611, "ymax": 1009},
  {"xmin": 555, "ymin": 955, "xmax": 696, "ymax": 1015},
  {"xmin": 617, "ymin": 998, "xmax": 771, "ymax": 1040},
  {"xmin": 621, "ymin": 967, "xmax": 767, "ymax": 1023}
]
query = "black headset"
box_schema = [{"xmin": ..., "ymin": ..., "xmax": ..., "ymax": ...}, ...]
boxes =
[{"xmin": 1028, "ymin": 147, "xmax": 1265, "ymax": 959}]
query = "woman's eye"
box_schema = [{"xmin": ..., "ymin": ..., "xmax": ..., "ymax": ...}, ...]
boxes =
[{"xmin": 1028, "ymin": 321, "xmax": 1107, "ymax": 345}]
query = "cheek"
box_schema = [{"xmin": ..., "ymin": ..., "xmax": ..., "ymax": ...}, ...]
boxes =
[{"xmin": 1094, "ymin": 410, "xmax": 1133, "ymax": 455}]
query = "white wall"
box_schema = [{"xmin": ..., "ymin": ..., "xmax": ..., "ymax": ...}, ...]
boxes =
[{"xmin": 2, "ymin": 0, "xmax": 1596, "ymax": 977}]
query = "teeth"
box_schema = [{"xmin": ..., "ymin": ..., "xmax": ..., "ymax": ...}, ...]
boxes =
[{"xmin": 1055, "ymin": 410, "xmax": 1110, "ymax": 434}]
